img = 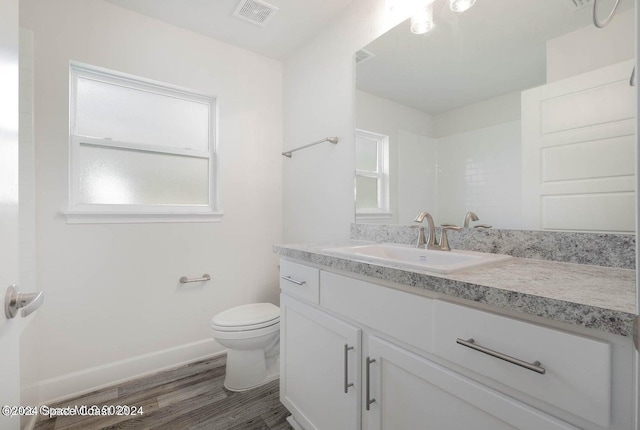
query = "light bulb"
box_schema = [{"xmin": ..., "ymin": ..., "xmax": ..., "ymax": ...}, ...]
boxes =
[
  {"xmin": 450, "ymin": 0, "xmax": 476, "ymax": 12},
  {"xmin": 410, "ymin": 3, "xmax": 434, "ymax": 34}
]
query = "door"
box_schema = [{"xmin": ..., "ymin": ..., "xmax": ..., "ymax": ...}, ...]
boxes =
[
  {"xmin": 364, "ymin": 336, "xmax": 577, "ymax": 430},
  {"xmin": 0, "ymin": 0, "xmax": 21, "ymax": 428},
  {"xmin": 280, "ymin": 294, "xmax": 361, "ymax": 430},
  {"xmin": 521, "ymin": 59, "xmax": 636, "ymax": 233}
]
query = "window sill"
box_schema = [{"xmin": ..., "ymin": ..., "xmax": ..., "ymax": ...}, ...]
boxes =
[
  {"xmin": 61, "ymin": 209, "xmax": 223, "ymax": 224},
  {"xmin": 356, "ymin": 212, "xmax": 393, "ymax": 221}
]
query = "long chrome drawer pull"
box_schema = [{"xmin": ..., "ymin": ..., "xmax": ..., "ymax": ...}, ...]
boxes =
[
  {"xmin": 366, "ymin": 357, "xmax": 376, "ymax": 410},
  {"xmin": 280, "ymin": 276, "xmax": 306, "ymax": 286},
  {"xmin": 180, "ymin": 274, "xmax": 211, "ymax": 284},
  {"xmin": 456, "ymin": 338, "xmax": 546, "ymax": 375},
  {"xmin": 344, "ymin": 344, "xmax": 354, "ymax": 393}
]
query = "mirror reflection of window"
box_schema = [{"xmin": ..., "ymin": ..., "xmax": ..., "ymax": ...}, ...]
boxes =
[{"xmin": 355, "ymin": 129, "xmax": 390, "ymax": 220}]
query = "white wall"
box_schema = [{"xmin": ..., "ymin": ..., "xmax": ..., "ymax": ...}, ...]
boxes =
[
  {"xmin": 437, "ymin": 121, "xmax": 522, "ymax": 228},
  {"xmin": 283, "ymin": 0, "xmax": 414, "ymax": 242},
  {"xmin": 356, "ymin": 90, "xmax": 434, "ymax": 223},
  {"xmin": 546, "ymin": 8, "xmax": 635, "ymax": 83},
  {"xmin": 21, "ymin": 0, "xmax": 283, "ymax": 402},
  {"xmin": 434, "ymin": 91, "xmax": 521, "ymax": 138},
  {"xmin": 397, "ymin": 130, "xmax": 438, "ymax": 224}
]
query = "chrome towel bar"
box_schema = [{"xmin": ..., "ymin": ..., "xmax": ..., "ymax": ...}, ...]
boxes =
[
  {"xmin": 180, "ymin": 274, "xmax": 211, "ymax": 284},
  {"xmin": 282, "ymin": 137, "xmax": 338, "ymax": 158}
]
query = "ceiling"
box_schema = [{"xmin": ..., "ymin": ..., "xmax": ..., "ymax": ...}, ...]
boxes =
[
  {"xmin": 356, "ymin": 0, "xmax": 634, "ymax": 115},
  {"xmin": 106, "ymin": 0, "xmax": 354, "ymax": 59}
]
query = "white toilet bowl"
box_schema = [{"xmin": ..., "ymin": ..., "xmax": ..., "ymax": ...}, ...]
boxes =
[{"xmin": 210, "ymin": 303, "xmax": 280, "ymax": 392}]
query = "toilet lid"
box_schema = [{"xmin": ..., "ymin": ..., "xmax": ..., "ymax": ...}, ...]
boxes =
[{"xmin": 211, "ymin": 303, "xmax": 280, "ymax": 329}]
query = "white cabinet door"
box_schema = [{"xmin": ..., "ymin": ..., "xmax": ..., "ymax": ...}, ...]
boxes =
[
  {"xmin": 280, "ymin": 294, "xmax": 361, "ymax": 430},
  {"xmin": 365, "ymin": 336, "xmax": 578, "ymax": 430}
]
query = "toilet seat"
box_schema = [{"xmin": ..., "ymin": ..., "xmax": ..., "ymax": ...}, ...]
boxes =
[{"xmin": 211, "ymin": 303, "xmax": 280, "ymax": 332}]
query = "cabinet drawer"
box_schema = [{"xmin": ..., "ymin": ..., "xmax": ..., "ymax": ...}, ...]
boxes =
[
  {"xmin": 321, "ymin": 271, "xmax": 433, "ymax": 353},
  {"xmin": 279, "ymin": 260, "xmax": 320, "ymax": 304},
  {"xmin": 433, "ymin": 300, "xmax": 611, "ymax": 427}
]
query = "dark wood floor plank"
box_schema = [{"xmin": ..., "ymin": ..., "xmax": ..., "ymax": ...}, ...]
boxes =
[
  {"xmin": 117, "ymin": 355, "xmax": 226, "ymax": 397},
  {"xmin": 260, "ymin": 403, "xmax": 291, "ymax": 429},
  {"xmin": 102, "ymin": 386, "xmax": 228, "ymax": 429},
  {"xmin": 54, "ymin": 397, "xmax": 159, "ymax": 430},
  {"xmin": 157, "ymin": 376, "xmax": 226, "ymax": 408},
  {"xmin": 154, "ymin": 381, "xmax": 279, "ymax": 429},
  {"xmin": 226, "ymin": 417, "xmax": 270, "ymax": 430},
  {"xmin": 33, "ymin": 417, "xmax": 57, "ymax": 430},
  {"xmin": 269, "ymin": 421, "xmax": 295, "ymax": 430},
  {"xmin": 187, "ymin": 386, "xmax": 282, "ymax": 430},
  {"xmin": 52, "ymin": 367, "xmax": 223, "ymax": 430},
  {"xmin": 34, "ymin": 355, "xmax": 292, "ymax": 430}
]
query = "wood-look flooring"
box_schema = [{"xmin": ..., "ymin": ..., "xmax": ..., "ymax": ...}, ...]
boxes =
[{"xmin": 34, "ymin": 355, "xmax": 293, "ymax": 430}]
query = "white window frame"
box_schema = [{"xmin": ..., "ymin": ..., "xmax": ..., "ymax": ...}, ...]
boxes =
[
  {"xmin": 355, "ymin": 129, "xmax": 391, "ymax": 220},
  {"xmin": 63, "ymin": 62, "xmax": 221, "ymax": 224}
]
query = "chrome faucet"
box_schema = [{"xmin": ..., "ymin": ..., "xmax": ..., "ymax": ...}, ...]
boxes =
[
  {"xmin": 463, "ymin": 211, "xmax": 492, "ymax": 229},
  {"xmin": 414, "ymin": 212, "xmax": 438, "ymax": 249},
  {"xmin": 463, "ymin": 211, "xmax": 479, "ymax": 227},
  {"xmin": 440, "ymin": 225, "xmax": 462, "ymax": 251}
]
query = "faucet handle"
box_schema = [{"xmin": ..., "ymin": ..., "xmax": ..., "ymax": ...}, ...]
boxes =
[
  {"xmin": 440, "ymin": 225, "xmax": 461, "ymax": 251},
  {"xmin": 411, "ymin": 225, "xmax": 427, "ymax": 248},
  {"xmin": 473, "ymin": 224, "xmax": 492, "ymax": 229}
]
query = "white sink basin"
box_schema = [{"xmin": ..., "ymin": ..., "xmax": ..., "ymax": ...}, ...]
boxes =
[{"xmin": 324, "ymin": 243, "xmax": 512, "ymax": 274}]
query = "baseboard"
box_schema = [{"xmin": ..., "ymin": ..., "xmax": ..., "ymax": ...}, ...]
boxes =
[
  {"xmin": 286, "ymin": 415, "xmax": 304, "ymax": 430},
  {"xmin": 37, "ymin": 338, "xmax": 224, "ymax": 405}
]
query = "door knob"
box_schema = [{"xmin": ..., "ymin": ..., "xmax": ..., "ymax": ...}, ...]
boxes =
[{"xmin": 4, "ymin": 285, "xmax": 44, "ymax": 319}]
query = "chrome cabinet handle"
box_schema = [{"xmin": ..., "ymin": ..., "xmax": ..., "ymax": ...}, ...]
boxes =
[
  {"xmin": 280, "ymin": 276, "xmax": 306, "ymax": 286},
  {"xmin": 344, "ymin": 344, "xmax": 354, "ymax": 393},
  {"xmin": 179, "ymin": 274, "xmax": 211, "ymax": 284},
  {"xmin": 5, "ymin": 285, "xmax": 45, "ymax": 319},
  {"xmin": 456, "ymin": 338, "xmax": 546, "ymax": 375},
  {"xmin": 365, "ymin": 357, "xmax": 376, "ymax": 410}
]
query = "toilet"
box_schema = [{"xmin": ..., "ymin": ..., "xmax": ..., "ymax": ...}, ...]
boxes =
[{"xmin": 210, "ymin": 303, "xmax": 280, "ymax": 392}]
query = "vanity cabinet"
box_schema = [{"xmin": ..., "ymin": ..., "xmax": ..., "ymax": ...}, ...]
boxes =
[
  {"xmin": 279, "ymin": 259, "xmax": 628, "ymax": 430},
  {"xmin": 365, "ymin": 336, "xmax": 574, "ymax": 430},
  {"xmin": 280, "ymin": 294, "xmax": 361, "ymax": 430}
]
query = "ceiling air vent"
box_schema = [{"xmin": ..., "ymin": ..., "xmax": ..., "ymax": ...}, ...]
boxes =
[
  {"xmin": 355, "ymin": 49, "xmax": 375, "ymax": 66},
  {"xmin": 566, "ymin": 0, "xmax": 592, "ymax": 11},
  {"xmin": 232, "ymin": 0, "xmax": 279, "ymax": 27}
]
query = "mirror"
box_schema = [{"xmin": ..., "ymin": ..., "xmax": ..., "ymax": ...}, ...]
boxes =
[{"xmin": 355, "ymin": 0, "xmax": 636, "ymax": 233}]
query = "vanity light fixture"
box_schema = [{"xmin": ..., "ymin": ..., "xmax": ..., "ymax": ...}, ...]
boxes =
[
  {"xmin": 449, "ymin": 0, "xmax": 476, "ymax": 13},
  {"xmin": 411, "ymin": 0, "xmax": 476, "ymax": 36},
  {"xmin": 411, "ymin": 3, "xmax": 435, "ymax": 34}
]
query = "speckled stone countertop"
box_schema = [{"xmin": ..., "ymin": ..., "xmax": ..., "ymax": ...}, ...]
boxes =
[{"xmin": 273, "ymin": 241, "xmax": 636, "ymax": 337}]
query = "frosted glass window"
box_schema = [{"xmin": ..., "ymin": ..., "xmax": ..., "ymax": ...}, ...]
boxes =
[
  {"xmin": 355, "ymin": 129, "xmax": 389, "ymax": 216},
  {"xmin": 77, "ymin": 145, "xmax": 209, "ymax": 205},
  {"xmin": 68, "ymin": 63, "xmax": 218, "ymax": 222},
  {"xmin": 356, "ymin": 136, "xmax": 378, "ymax": 171},
  {"xmin": 356, "ymin": 176, "xmax": 379, "ymax": 209},
  {"xmin": 76, "ymin": 77, "xmax": 209, "ymax": 151}
]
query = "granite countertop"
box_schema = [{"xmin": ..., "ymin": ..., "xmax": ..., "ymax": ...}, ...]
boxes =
[{"xmin": 273, "ymin": 241, "xmax": 637, "ymax": 337}]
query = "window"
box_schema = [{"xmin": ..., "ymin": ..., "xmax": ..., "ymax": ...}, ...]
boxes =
[
  {"xmin": 64, "ymin": 63, "xmax": 220, "ymax": 223},
  {"xmin": 355, "ymin": 129, "xmax": 390, "ymax": 219}
]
